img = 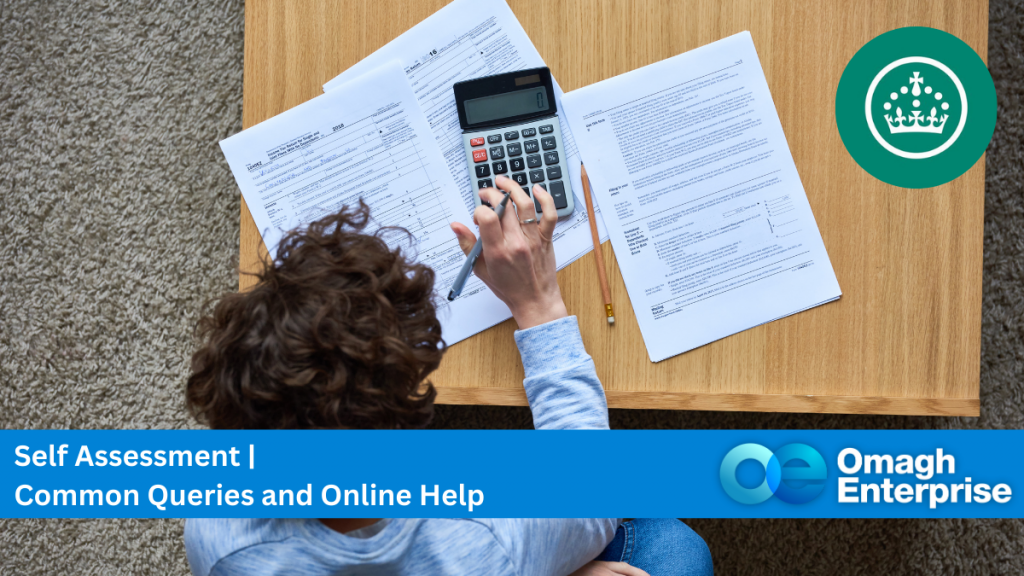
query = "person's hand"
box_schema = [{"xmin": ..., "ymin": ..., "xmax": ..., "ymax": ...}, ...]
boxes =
[
  {"xmin": 450, "ymin": 175, "xmax": 567, "ymax": 330},
  {"xmin": 569, "ymin": 561, "xmax": 651, "ymax": 576}
]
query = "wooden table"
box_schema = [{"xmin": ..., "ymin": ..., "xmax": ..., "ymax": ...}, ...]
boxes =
[{"xmin": 240, "ymin": 0, "xmax": 986, "ymax": 416}]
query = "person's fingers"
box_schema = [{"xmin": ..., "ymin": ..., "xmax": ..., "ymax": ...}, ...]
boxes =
[
  {"xmin": 490, "ymin": 176, "xmax": 533, "ymax": 263},
  {"xmin": 450, "ymin": 222, "xmax": 477, "ymax": 256},
  {"xmin": 532, "ymin": 184, "xmax": 558, "ymax": 241},
  {"xmin": 477, "ymin": 186, "xmax": 507, "ymax": 230},
  {"xmin": 493, "ymin": 176, "xmax": 527, "ymax": 235},
  {"xmin": 504, "ymin": 176, "xmax": 538, "ymax": 229},
  {"xmin": 478, "ymin": 185, "xmax": 504, "ymax": 205},
  {"xmin": 451, "ymin": 223, "xmax": 491, "ymax": 284},
  {"xmin": 472, "ymin": 203, "xmax": 508, "ymax": 264}
]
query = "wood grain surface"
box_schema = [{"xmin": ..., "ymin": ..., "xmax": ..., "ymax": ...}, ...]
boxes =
[{"xmin": 240, "ymin": 0, "xmax": 986, "ymax": 416}]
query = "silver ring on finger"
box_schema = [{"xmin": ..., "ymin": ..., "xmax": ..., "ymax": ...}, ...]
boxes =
[{"xmin": 519, "ymin": 218, "xmax": 539, "ymax": 225}]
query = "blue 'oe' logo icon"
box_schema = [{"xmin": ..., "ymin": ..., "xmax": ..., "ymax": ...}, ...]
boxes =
[{"xmin": 720, "ymin": 443, "xmax": 827, "ymax": 504}]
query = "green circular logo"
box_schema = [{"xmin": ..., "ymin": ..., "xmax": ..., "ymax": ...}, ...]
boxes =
[{"xmin": 835, "ymin": 27, "xmax": 996, "ymax": 188}]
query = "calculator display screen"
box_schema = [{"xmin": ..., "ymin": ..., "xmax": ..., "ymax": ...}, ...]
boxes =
[{"xmin": 463, "ymin": 87, "xmax": 549, "ymax": 125}]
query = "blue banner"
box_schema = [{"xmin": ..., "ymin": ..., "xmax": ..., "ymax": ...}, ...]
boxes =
[{"xmin": 2, "ymin": 430, "xmax": 1019, "ymax": 518}]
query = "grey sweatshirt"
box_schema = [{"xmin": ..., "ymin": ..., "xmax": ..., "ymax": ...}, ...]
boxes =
[{"xmin": 186, "ymin": 316, "xmax": 616, "ymax": 576}]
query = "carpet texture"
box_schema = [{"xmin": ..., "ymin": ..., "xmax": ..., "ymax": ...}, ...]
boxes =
[{"xmin": 0, "ymin": 0, "xmax": 1021, "ymax": 574}]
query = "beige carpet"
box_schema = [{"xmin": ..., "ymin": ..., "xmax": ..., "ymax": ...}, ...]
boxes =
[{"xmin": 1, "ymin": 0, "xmax": 1022, "ymax": 574}]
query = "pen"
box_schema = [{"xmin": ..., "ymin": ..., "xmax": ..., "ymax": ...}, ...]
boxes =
[
  {"xmin": 581, "ymin": 163, "xmax": 615, "ymax": 325},
  {"xmin": 447, "ymin": 191, "xmax": 512, "ymax": 301}
]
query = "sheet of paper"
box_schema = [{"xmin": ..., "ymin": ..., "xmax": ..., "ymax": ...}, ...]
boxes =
[
  {"xmin": 562, "ymin": 32, "xmax": 842, "ymax": 362},
  {"xmin": 220, "ymin": 63, "xmax": 511, "ymax": 345},
  {"xmin": 323, "ymin": 0, "xmax": 608, "ymax": 270}
]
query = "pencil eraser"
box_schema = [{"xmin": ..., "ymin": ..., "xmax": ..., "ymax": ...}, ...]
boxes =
[{"xmin": 607, "ymin": 316, "xmax": 615, "ymax": 325}]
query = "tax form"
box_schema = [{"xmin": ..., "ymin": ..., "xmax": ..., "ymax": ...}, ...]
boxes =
[
  {"xmin": 562, "ymin": 32, "xmax": 842, "ymax": 362},
  {"xmin": 323, "ymin": 0, "xmax": 607, "ymax": 301},
  {"xmin": 220, "ymin": 64, "xmax": 511, "ymax": 345}
]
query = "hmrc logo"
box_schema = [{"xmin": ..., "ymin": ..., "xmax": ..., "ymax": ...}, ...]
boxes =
[{"xmin": 720, "ymin": 443, "xmax": 827, "ymax": 504}]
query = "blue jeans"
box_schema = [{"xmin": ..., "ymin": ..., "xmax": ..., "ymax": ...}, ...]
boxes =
[{"xmin": 596, "ymin": 519, "xmax": 713, "ymax": 576}]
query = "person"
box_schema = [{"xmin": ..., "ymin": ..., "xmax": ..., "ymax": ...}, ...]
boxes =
[{"xmin": 184, "ymin": 176, "xmax": 712, "ymax": 575}]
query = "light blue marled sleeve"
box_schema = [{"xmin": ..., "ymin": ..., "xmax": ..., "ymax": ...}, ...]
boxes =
[
  {"xmin": 183, "ymin": 319, "xmax": 612, "ymax": 576},
  {"xmin": 514, "ymin": 316, "xmax": 609, "ymax": 430}
]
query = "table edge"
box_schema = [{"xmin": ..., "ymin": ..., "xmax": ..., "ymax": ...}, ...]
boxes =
[{"xmin": 436, "ymin": 387, "xmax": 980, "ymax": 417}]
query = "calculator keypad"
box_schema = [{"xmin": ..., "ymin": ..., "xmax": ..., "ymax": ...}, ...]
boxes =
[{"xmin": 464, "ymin": 117, "xmax": 574, "ymax": 218}]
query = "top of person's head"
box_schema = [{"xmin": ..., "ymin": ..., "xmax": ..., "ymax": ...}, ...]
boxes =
[{"xmin": 186, "ymin": 202, "xmax": 445, "ymax": 429}]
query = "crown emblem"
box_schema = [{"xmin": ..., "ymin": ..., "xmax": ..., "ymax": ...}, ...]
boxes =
[{"xmin": 883, "ymin": 72, "xmax": 951, "ymax": 134}]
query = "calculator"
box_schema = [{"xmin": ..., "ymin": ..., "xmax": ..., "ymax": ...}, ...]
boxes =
[{"xmin": 453, "ymin": 67, "xmax": 575, "ymax": 218}]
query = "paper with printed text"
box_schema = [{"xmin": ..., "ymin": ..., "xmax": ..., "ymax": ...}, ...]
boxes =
[
  {"xmin": 220, "ymin": 64, "xmax": 511, "ymax": 345},
  {"xmin": 562, "ymin": 32, "xmax": 842, "ymax": 361}
]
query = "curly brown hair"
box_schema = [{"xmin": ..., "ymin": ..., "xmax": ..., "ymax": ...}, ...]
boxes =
[{"xmin": 186, "ymin": 202, "xmax": 445, "ymax": 429}]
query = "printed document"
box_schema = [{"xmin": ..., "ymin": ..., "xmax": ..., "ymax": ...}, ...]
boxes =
[
  {"xmin": 562, "ymin": 32, "xmax": 842, "ymax": 361},
  {"xmin": 220, "ymin": 64, "xmax": 511, "ymax": 345},
  {"xmin": 323, "ymin": 0, "xmax": 607, "ymax": 272}
]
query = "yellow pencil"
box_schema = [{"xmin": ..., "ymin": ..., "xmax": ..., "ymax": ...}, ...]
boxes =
[{"xmin": 580, "ymin": 163, "xmax": 615, "ymax": 325}]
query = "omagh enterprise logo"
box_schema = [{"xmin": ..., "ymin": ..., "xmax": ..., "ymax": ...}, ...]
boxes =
[
  {"xmin": 720, "ymin": 443, "xmax": 827, "ymax": 504},
  {"xmin": 720, "ymin": 443, "xmax": 1014, "ymax": 509}
]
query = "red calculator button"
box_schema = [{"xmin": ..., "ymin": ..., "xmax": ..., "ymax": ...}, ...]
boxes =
[
  {"xmin": 470, "ymin": 137, "xmax": 485, "ymax": 147},
  {"xmin": 472, "ymin": 149, "xmax": 488, "ymax": 163}
]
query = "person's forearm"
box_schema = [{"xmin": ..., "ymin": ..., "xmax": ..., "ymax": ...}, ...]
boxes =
[{"xmin": 514, "ymin": 316, "xmax": 609, "ymax": 430}]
